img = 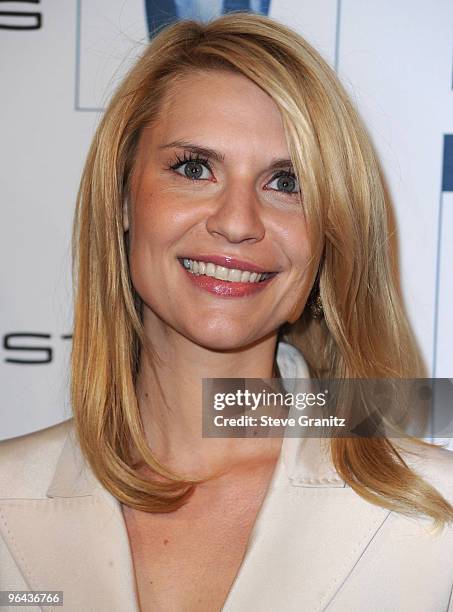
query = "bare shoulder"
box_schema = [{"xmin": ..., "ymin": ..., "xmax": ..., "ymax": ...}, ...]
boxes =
[
  {"xmin": 394, "ymin": 438, "xmax": 453, "ymax": 505},
  {"xmin": 0, "ymin": 419, "xmax": 73, "ymax": 499}
]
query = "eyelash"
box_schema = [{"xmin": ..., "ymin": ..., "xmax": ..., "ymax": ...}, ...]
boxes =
[
  {"xmin": 168, "ymin": 152, "xmax": 213, "ymax": 174},
  {"xmin": 167, "ymin": 151, "xmax": 300, "ymax": 196}
]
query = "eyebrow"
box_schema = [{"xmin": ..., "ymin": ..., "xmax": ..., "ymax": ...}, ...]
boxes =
[{"xmin": 158, "ymin": 140, "xmax": 294, "ymax": 172}]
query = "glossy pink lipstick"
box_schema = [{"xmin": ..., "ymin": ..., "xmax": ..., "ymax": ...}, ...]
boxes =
[{"xmin": 178, "ymin": 256, "xmax": 278, "ymax": 298}]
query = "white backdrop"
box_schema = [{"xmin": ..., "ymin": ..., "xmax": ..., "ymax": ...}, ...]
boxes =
[{"xmin": 1, "ymin": 0, "xmax": 452, "ymax": 441}]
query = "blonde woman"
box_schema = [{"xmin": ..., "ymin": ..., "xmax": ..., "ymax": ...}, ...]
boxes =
[{"xmin": 1, "ymin": 13, "xmax": 453, "ymax": 612}]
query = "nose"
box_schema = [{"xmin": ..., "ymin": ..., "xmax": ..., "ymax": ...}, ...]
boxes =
[{"xmin": 205, "ymin": 180, "xmax": 266, "ymax": 244}]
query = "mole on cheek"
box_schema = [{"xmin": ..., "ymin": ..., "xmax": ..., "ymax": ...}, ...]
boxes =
[{"xmin": 163, "ymin": 539, "xmax": 169, "ymax": 545}]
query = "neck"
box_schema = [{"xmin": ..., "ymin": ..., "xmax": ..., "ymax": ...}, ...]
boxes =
[{"xmin": 134, "ymin": 310, "xmax": 283, "ymax": 479}]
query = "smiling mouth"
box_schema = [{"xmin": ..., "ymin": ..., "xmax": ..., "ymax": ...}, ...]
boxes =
[{"xmin": 178, "ymin": 258, "xmax": 278, "ymax": 283}]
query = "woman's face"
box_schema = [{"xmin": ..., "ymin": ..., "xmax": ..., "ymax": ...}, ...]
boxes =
[{"xmin": 126, "ymin": 69, "xmax": 314, "ymax": 350}]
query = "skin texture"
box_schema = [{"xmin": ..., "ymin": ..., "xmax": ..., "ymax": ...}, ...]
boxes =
[{"xmin": 124, "ymin": 70, "xmax": 315, "ymax": 477}]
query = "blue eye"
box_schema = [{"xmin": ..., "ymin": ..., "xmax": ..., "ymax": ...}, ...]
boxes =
[
  {"xmin": 168, "ymin": 153, "xmax": 300, "ymax": 196},
  {"xmin": 169, "ymin": 154, "xmax": 212, "ymax": 180},
  {"xmin": 267, "ymin": 171, "xmax": 300, "ymax": 194}
]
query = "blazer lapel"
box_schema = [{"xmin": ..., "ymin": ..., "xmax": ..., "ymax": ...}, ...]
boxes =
[
  {"xmin": 0, "ymin": 430, "xmax": 390, "ymax": 612},
  {"xmin": 222, "ymin": 342, "xmax": 392, "ymax": 611},
  {"xmin": 222, "ymin": 432, "xmax": 391, "ymax": 612},
  {"xmin": 0, "ymin": 428, "xmax": 140, "ymax": 612}
]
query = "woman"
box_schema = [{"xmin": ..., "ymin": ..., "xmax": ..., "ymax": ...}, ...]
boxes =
[{"xmin": 1, "ymin": 12, "xmax": 453, "ymax": 612}]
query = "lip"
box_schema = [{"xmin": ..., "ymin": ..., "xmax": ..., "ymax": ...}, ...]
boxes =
[
  {"xmin": 177, "ymin": 254, "xmax": 277, "ymax": 273},
  {"xmin": 178, "ymin": 263, "xmax": 278, "ymax": 298}
]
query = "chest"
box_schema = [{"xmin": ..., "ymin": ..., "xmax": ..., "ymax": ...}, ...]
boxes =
[{"xmin": 122, "ymin": 467, "xmax": 275, "ymax": 612}]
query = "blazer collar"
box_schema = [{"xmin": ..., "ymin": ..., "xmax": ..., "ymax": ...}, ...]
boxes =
[{"xmin": 45, "ymin": 425, "xmax": 102, "ymax": 498}]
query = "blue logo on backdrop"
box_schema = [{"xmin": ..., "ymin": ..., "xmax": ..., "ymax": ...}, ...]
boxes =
[
  {"xmin": 442, "ymin": 135, "xmax": 453, "ymax": 193},
  {"xmin": 145, "ymin": 0, "xmax": 271, "ymax": 37}
]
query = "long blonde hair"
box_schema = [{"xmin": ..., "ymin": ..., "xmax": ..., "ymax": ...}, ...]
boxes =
[{"xmin": 71, "ymin": 12, "xmax": 453, "ymax": 526}]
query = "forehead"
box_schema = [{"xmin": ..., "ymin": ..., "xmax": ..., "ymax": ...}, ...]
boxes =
[{"xmin": 143, "ymin": 69, "xmax": 288, "ymax": 154}]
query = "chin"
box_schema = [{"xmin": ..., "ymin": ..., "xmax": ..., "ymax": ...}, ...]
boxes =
[{"xmin": 181, "ymin": 322, "xmax": 260, "ymax": 352}]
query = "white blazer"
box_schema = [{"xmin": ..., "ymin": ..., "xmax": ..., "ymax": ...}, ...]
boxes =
[{"xmin": 1, "ymin": 342, "xmax": 453, "ymax": 612}]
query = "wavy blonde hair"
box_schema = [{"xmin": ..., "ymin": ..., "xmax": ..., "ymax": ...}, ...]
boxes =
[{"xmin": 71, "ymin": 12, "xmax": 453, "ymax": 526}]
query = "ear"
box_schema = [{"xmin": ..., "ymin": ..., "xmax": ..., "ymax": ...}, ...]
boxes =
[{"xmin": 122, "ymin": 197, "xmax": 129, "ymax": 232}]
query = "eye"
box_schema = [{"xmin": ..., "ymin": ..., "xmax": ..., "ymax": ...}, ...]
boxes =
[
  {"xmin": 267, "ymin": 171, "xmax": 300, "ymax": 195},
  {"xmin": 169, "ymin": 153, "xmax": 213, "ymax": 181}
]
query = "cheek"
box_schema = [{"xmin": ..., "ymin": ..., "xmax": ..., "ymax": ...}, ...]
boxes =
[
  {"xmin": 132, "ymin": 187, "xmax": 202, "ymax": 243},
  {"xmin": 127, "ymin": 190, "xmax": 203, "ymax": 297},
  {"xmin": 130, "ymin": 195, "xmax": 173, "ymax": 251},
  {"xmin": 127, "ymin": 192, "xmax": 160, "ymax": 289},
  {"xmin": 276, "ymin": 214, "xmax": 312, "ymax": 271}
]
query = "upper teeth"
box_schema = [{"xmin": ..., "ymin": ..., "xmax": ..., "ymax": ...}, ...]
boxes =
[{"xmin": 182, "ymin": 258, "xmax": 272, "ymax": 283}]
